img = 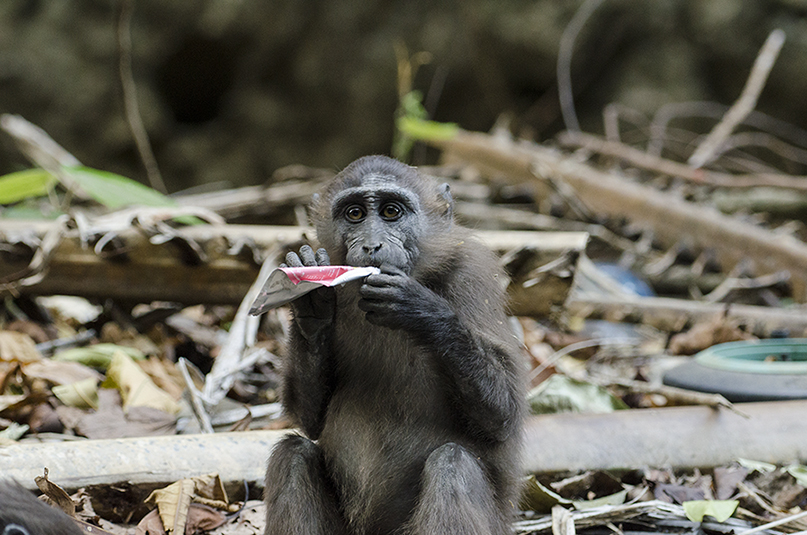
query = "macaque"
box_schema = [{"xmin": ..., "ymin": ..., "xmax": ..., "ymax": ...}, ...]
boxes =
[
  {"xmin": 262, "ymin": 156, "xmax": 525, "ymax": 535},
  {"xmin": 0, "ymin": 481, "xmax": 83, "ymax": 535}
]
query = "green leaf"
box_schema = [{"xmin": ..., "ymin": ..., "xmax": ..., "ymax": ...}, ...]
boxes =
[
  {"xmin": 528, "ymin": 375, "xmax": 628, "ymax": 415},
  {"xmin": 572, "ymin": 489, "xmax": 628, "ymax": 510},
  {"xmin": 52, "ymin": 377, "xmax": 99, "ymax": 409},
  {"xmin": 519, "ymin": 475, "xmax": 571, "ymax": 513},
  {"xmin": 683, "ymin": 500, "xmax": 739, "ymax": 522},
  {"xmin": 53, "ymin": 343, "xmax": 145, "ymax": 369},
  {"xmin": 737, "ymin": 458, "xmax": 777, "ymax": 473},
  {"xmin": 786, "ymin": 464, "xmax": 807, "ymax": 486},
  {"xmin": 60, "ymin": 166, "xmax": 175, "ymax": 209},
  {"xmin": 396, "ymin": 117, "xmax": 459, "ymax": 142},
  {"xmin": 0, "ymin": 169, "xmax": 57, "ymax": 204}
]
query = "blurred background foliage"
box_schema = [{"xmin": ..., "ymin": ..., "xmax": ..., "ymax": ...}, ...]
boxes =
[{"xmin": 1, "ymin": 0, "xmax": 806, "ymax": 192}]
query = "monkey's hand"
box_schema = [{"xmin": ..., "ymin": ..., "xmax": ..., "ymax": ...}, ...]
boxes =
[
  {"xmin": 358, "ymin": 265, "xmax": 453, "ymax": 333},
  {"xmin": 283, "ymin": 245, "xmax": 336, "ymax": 340}
]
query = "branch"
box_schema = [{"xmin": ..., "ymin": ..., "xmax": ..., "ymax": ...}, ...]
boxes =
[
  {"xmin": 558, "ymin": 130, "xmax": 807, "ymax": 191},
  {"xmin": 688, "ymin": 29, "xmax": 786, "ymax": 168}
]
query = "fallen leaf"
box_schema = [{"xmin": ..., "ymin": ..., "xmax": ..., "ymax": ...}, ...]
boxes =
[
  {"xmin": 103, "ymin": 352, "xmax": 180, "ymax": 415},
  {"xmin": 669, "ymin": 316, "xmax": 755, "ymax": 356},
  {"xmin": 136, "ymin": 509, "xmax": 167, "ymax": 535},
  {"xmin": 184, "ymin": 504, "xmax": 226, "ymax": 534},
  {"xmin": 147, "ymin": 479, "xmax": 194, "ymax": 535},
  {"xmin": 528, "ymin": 374, "xmax": 627, "ymax": 414},
  {"xmin": 53, "ymin": 377, "xmax": 100, "ymax": 409},
  {"xmin": 786, "ymin": 464, "xmax": 807, "ymax": 487},
  {"xmin": 35, "ymin": 469, "xmax": 76, "ymax": 517},
  {"xmin": 53, "ymin": 344, "xmax": 145, "ymax": 369},
  {"xmin": 683, "ymin": 500, "xmax": 739, "ymax": 522},
  {"xmin": 23, "ymin": 359, "xmax": 102, "ymax": 386},
  {"xmin": 519, "ymin": 475, "xmax": 571, "ymax": 513},
  {"xmin": 0, "ymin": 331, "xmax": 42, "ymax": 362},
  {"xmin": 572, "ymin": 489, "xmax": 628, "ymax": 510},
  {"xmin": 76, "ymin": 389, "xmax": 175, "ymax": 439}
]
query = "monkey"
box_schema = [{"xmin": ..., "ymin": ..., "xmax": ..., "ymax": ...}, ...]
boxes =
[
  {"xmin": 261, "ymin": 155, "xmax": 525, "ymax": 535},
  {"xmin": 0, "ymin": 481, "xmax": 83, "ymax": 535}
]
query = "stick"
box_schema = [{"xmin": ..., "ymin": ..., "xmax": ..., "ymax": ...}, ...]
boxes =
[
  {"xmin": 118, "ymin": 0, "xmax": 166, "ymax": 193},
  {"xmin": 688, "ymin": 29, "xmax": 786, "ymax": 168},
  {"xmin": 559, "ymin": 130, "xmax": 807, "ymax": 191},
  {"xmin": 557, "ymin": 0, "xmax": 606, "ymax": 132}
]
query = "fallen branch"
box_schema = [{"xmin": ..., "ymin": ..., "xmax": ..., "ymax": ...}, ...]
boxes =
[
  {"xmin": 566, "ymin": 294, "xmax": 807, "ymax": 337},
  {"xmin": 428, "ymin": 128, "xmax": 807, "ymax": 299},
  {"xmin": 0, "ymin": 219, "xmax": 586, "ymax": 317},
  {"xmin": 688, "ymin": 29, "xmax": 786, "ymax": 168},
  {"xmin": 558, "ymin": 130, "xmax": 807, "ymax": 191},
  {"xmin": 4, "ymin": 400, "xmax": 807, "ymax": 489}
]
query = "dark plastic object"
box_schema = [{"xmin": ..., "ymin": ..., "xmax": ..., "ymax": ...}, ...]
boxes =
[{"xmin": 663, "ymin": 339, "xmax": 807, "ymax": 402}]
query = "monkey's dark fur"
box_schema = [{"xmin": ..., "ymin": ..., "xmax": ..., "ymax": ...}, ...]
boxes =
[
  {"xmin": 264, "ymin": 156, "xmax": 525, "ymax": 535},
  {"xmin": 0, "ymin": 481, "xmax": 83, "ymax": 535}
]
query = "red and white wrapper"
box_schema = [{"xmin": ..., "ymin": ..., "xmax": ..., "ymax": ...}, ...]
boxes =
[{"xmin": 249, "ymin": 265, "xmax": 380, "ymax": 315}]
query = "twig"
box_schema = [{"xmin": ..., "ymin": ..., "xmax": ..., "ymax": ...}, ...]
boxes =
[
  {"xmin": 552, "ymin": 505, "xmax": 576, "ymax": 535},
  {"xmin": 688, "ymin": 29, "xmax": 786, "ymax": 168},
  {"xmin": 559, "ymin": 130, "xmax": 807, "ymax": 191},
  {"xmin": 601, "ymin": 378, "xmax": 749, "ymax": 418},
  {"xmin": 118, "ymin": 0, "xmax": 166, "ymax": 193},
  {"xmin": 530, "ymin": 337, "xmax": 640, "ymax": 382},
  {"xmin": 557, "ymin": 0, "xmax": 606, "ymax": 132},
  {"xmin": 201, "ymin": 246, "xmax": 281, "ymax": 407},
  {"xmin": 177, "ymin": 357, "xmax": 214, "ymax": 434},
  {"xmin": 736, "ymin": 502, "xmax": 807, "ymax": 535},
  {"xmin": 720, "ymin": 131, "xmax": 807, "ymax": 166},
  {"xmin": 703, "ymin": 270, "xmax": 790, "ymax": 304},
  {"xmin": 648, "ymin": 100, "xmax": 807, "ymax": 158}
]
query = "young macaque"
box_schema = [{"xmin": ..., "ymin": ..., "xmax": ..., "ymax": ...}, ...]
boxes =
[
  {"xmin": 0, "ymin": 481, "xmax": 83, "ymax": 535},
  {"xmin": 261, "ymin": 155, "xmax": 525, "ymax": 535}
]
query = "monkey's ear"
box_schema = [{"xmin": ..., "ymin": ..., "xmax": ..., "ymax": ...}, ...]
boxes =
[{"xmin": 438, "ymin": 183, "xmax": 453, "ymax": 222}]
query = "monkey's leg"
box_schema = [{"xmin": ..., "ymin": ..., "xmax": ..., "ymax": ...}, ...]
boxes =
[
  {"xmin": 406, "ymin": 443, "xmax": 510, "ymax": 535},
  {"xmin": 264, "ymin": 435, "xmax": 347, "ymax": 535}
]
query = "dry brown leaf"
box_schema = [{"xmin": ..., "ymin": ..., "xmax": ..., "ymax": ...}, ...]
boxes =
[
  {"xmin": 184, "ymin": 504, "xmax": 226, "ymax": 534},
  {"xmin": 103, "ymin": 351, "xmax": 180, "ymax": 415},
  {"xmin": 23, "ymin": 359, "xmax": 102, "ymax": 386},
  {"xmin": 146, "ymin": 479, "xmax": 194, "ymax": 535},
  {"xmin": 35, "ymin": 468, "xmax": 76, "ymax": 517},
  {"xmin": 0, "ymin": 331, "xmax": 42, "ymax": 363},
  {"xmin": 668, "ymin": 315, "xmax": 756, "ymax": 355},
  {"xmin": 76, "ymin": 389, "xmax": 176, "ymax": 439},
  {"xmin": 136, "ymin": 509, "xmax": 167, "ymax": 535},
  {"xmin": 137, "ymin": 356, "xmax": 185, "ymax": 400}
]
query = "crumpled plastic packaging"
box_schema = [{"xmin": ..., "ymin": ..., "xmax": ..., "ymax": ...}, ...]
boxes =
[{"xmin": 249, "ymin": 265, "xmax": 380, "ymax": 315}]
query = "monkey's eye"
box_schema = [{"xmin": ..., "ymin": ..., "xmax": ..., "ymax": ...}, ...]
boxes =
[
  {"xmin": 380, "ymin": 202, "xmax": 403, "ymax": 221},
  {"xmin": 345, "ymin": 205, "xmax": 366, "ymax": 222}
]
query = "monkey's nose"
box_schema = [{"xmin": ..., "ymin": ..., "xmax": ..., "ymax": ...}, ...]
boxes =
[{"xmin": 362, "ymin": 243, "xmax": 383, "ymax": 255}]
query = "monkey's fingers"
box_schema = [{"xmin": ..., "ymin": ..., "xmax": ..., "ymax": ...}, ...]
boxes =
[
  {"xmin": 298, "ymin": 245, "xmax": 318, "ymax": 266},
  {"xmin": 315, "ymin": 248, "xmax": 330, "ymax": 266},
  {"xmin": 285, "ymin": 251, "xmax": 304, "ymax": 267},
  {"xmin": 359, "ymin": 284, "xmax": 400, "ymax": 301}
]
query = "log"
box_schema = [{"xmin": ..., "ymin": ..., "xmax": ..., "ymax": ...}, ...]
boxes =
[
  {"xmin": 430, "ymin": 129, "xmax": 807, "ymax": 300},
  {"xmin": 0, "ymin": 220, "xmax": 587, "ymax": 317},
  {"xmin": 4, "ymin": 401, "xmax": 807, "ymax": 490},
  {"xmin": 566, "ymin": 294, "xmax": 807, "ymax": 337}
]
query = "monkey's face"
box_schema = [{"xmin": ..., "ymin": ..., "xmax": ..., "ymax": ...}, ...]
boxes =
[{"xmin": 326, "ymin": 177, "xmax": 425, "ymax": 271}]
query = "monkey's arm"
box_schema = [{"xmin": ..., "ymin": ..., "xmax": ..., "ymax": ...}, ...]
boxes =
[
  {"xmin": 282, "ymin": 246, "xmax": 337, "ymax": 440},
  {"xmin": 358, "ymin": 267, "xmax": 520, "ymax": 442}
]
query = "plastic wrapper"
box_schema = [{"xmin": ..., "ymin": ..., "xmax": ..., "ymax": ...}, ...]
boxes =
[{"xmin": 249, "ymin": 265, "xmax": 380, "ymax": 315}]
